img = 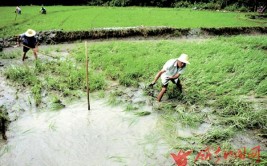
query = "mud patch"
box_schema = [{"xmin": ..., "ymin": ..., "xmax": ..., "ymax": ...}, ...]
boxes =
[
  {"xmin": 176, "ymin": 122, "xmax": 212, "ymax": 138},
  {"xmin": 231, "ymin": 131, "xmax": 267, "ymax": 151},
  {"xmin": 240, "ymin": 95, "xmax": 267, "ymax": 111}
]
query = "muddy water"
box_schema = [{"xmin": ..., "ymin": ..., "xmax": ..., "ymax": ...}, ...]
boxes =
[{"xmin": 0, "ymin": 99, "xmax": 172, "ymax": 166}]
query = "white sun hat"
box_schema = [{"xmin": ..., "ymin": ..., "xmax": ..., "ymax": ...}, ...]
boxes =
[
  {"xmin": 25, "ymin": 29, "xmax": 36, "ymax": 37},
  {"xmin": 178, "ymin": 53, "xmax": 190, "ymax": 64}
]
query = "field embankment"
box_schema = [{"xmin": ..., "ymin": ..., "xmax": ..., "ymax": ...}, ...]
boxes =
[
  {"xmin": 0, "ymin": 6, "xmax": 267, "ymax": 38},
  {"xmin": 1, "ymin": 26, "xmax": 267, "ymax": 48}
]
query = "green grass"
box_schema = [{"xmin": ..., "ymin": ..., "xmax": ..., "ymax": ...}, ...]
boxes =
[
  {"xmin": 0, "ymin": 6, "xmax": 266, "ymax": 37},
  {"xmin": 82, "ymin": 35, "xmax": 265, "ymax": 165},
  {"xmin": 0, "ymin": 51, "xmax": 20, "ymax": 59},
  {"xmin": 84, "ymin": 36, "xmax": 266, "ymax": 99}
]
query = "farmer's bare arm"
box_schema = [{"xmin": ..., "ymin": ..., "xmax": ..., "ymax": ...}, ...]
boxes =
[
  {"xmin": 151, "ymin": 70, "xmax": 166, "ymax": 84},
  {"xmin": 167, "ymin": 73, "xmax": 180, "ymax": 80}
]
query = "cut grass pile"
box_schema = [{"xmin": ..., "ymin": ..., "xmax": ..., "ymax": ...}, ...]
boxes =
[{"xmin": 0, "ymin": 6, "xmax": 266, "ymax": 37}]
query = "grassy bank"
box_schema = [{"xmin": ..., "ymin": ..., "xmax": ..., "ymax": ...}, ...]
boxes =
[
  {"xmin": 0, "ymin": 6, "xmax": 266, "ymax": 37},
  {"xmin": 1, "ymin": 35, "xmax": 266, "ymax": 164}
]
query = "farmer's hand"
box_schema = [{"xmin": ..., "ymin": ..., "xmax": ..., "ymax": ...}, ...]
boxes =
[
  {"xmin": 14, "ymin": 42, "xmax": 20, "ymax": 47},
  {"xmin": 148, "ymin": 82, "xmax": 155, "ymax": 87}
]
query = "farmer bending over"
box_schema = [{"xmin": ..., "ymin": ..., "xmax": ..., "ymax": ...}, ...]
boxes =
[
  {"xmin": 17, "ymin": 29, "xmax": 38, "ymax": 61},
  {"xmin": 149, "ymin": 54, "xmax": 190, "ymax": 102},
  {"xmin": 40, "ymin": 5, "xmax": 46, "ymax": 14},
  {"xmin": 15, "ymin": 6, "xmax": 21, "ymax": 14}
]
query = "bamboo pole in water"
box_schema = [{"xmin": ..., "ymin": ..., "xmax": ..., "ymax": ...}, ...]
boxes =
[{"xmin": 85, "ymin": 41, "xmax": 90, "ymax": 110}]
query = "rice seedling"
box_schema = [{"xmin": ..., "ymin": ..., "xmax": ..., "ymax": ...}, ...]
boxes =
[
  {"xmin": 124, "ymin": 104, "xmax": 138, "ymax": 112},
  {"xmin": 96, "ymin": 90, "xmax": 105, "ymax": 98},
  {"xmin": 0, "ymin": 51, "xmax": 19, "ymax": 59},
  {"xmin": 201, "ymin": 126, "xmax": 235, "ymax": 144},
  {"xmin": 31, "ymin": 82, "xmax": 42, "ymax": 106},
  {"xmin": 4, "ymin": 65, "xmax": 37, "ymax": 86},
  {"xmin": 50, "ymin": 95, "xmax": 65, "ymax": 111},
  {"xmin": 107, "ymin": 92, "xmax": 123, "ymax": 106},
  {"xmin": 48, "ymin": 121, "xmax": 57, "ymax": 131}
]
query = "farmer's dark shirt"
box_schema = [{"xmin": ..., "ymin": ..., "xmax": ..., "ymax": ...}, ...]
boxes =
[{"xmin": 20, "ymin": 34, "xmax": 37, "ymax": 48}]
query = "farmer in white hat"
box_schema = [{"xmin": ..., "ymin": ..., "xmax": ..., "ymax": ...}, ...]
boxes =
[
  {"xmin": 15, "ymin": 6, "xmax": 21, "ymax": 14},
  {"xmin": 149, "ymin": 53, "xmax": 190, "ymax": 102},
  {"xmin": 17, "ymin": 29, "xmax": 38, "ymax": 61}
]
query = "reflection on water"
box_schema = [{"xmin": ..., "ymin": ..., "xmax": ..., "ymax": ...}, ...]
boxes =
[{"xmin": 0, "ymin": 99, "xmax": 171, "ymax": 166}]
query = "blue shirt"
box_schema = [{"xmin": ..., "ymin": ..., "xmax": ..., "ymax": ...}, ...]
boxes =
[{"xmin": 20, "ymin": 34, "xmax": 37, "ymax": 47}]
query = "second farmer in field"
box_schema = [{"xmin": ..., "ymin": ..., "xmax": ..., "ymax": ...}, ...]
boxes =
[
  {"xmin": 17, "ymin": 29, "xmax": 38, "ymax": 61},
  {"xmin": 149, "ymin": 53, "xmax": 190, "ymax": 102}
]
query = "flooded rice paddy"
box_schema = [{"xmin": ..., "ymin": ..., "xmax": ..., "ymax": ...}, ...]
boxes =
[
  {"xmin": 0, "ymin": 98, "xmax": 172, "ymax": 166},
  {"xmin": 0, "ymin": 41, "xmax": 266, "ymax": 165}
]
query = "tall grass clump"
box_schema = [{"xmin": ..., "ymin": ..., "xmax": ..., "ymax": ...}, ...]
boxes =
[
  {"xmin": 3, "ymin": 48, "xmax": 106, "ymax": 107},
  {"xmin": 201, "ymin": 126, "xmax": 235, "ymax": 144},
  {"xmin": 4, "ymin": 66, "xmax": 37, "ymax": 86},
  {"xmin": 0, "ymin": 51, "xmax": 20, "ymax": 59}
]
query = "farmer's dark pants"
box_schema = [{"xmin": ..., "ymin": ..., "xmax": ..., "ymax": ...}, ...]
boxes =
[{"xmin": 162, "ymin": 79, "xmax": 182, "ymax": 93}]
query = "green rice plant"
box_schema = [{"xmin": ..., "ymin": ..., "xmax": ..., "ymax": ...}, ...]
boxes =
[
  {"xmin": 43, "ymin": 48, "xmax": 51, "ymax": 56},
  {"xmin": 34, "ymin": 60, "xmax": 46, "ymax": 73},
  {"xmin": 50, "ymin": 95, "xmax": 65, "ymax": 111},
  {"xmin": 44, "ymin": 76, "xmax": 60, "ymax": 90},
  {"xmin": 87, "ymin": 70, "xmax": 106, "ymax": 91},
  {"xmin": 175, "ymin": 105, "xmax": 204, "ymax": 127},
  {"xmin": 256, "ymin": 79, "xmax": 267, "ymax": 96},
  {"xmin": 107, "ymin": 95, "xmax": 121, "ymax": 106},
  {"xmin": 96, "ymin": 90, "xmax": 105, "ymax": 98},
  {"xmin": 4, "ymin": 66, "xmax": 37, "ymax": 86},
  {"xmin": 201, "ymin": 126, "xmax": 235, "ymax": 144},
  {"xmin": 72, "ymin": 45, "xmax": 85, "ymax": 62},
  {"xmin": 1, "ymin": 6, "xmax": 266, "ymax": 37},
  {"xmin": 48, "ymin": 121, "xmax": 57, "ymax": 131},
  {"xmin": 62, "ymin": 88, "xmax": 71, "ymax": 97},
  {"xmin": 0, "ymin": 51, "xmax": 19, "ymax": 59},
  {"xmin": 108, "ymin": 156, "xmax": 127, "ymax": 164},
  {"xmin": 260, "ymin": 151, "xmax": 267, "ymax": 166},
  {"xmin": 213, "ymin": 96, "xmax": 251, "ymax": 116},
  {"xmin": 31, "ymin": 82, "xmax": 42, "ymax": 106},
  {"xmin": 107, "ymin": 91, "xmax": 123, "ymax": 106},
  {"xmin": 219, "ymin": 109, "xmax": 267, "ymax": 129},
  {"xmin": 124, "ymin": 104, "xmax": 138, "ymax": 112}
]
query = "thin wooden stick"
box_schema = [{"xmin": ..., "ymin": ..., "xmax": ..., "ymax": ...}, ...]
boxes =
[
  {"xmin": 85, "ymin": 41, "xmax": 90, "ymax": 110},
  {"xmin": 15, "ymin": 12, "xmax": 17, "ymax": 21}
]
